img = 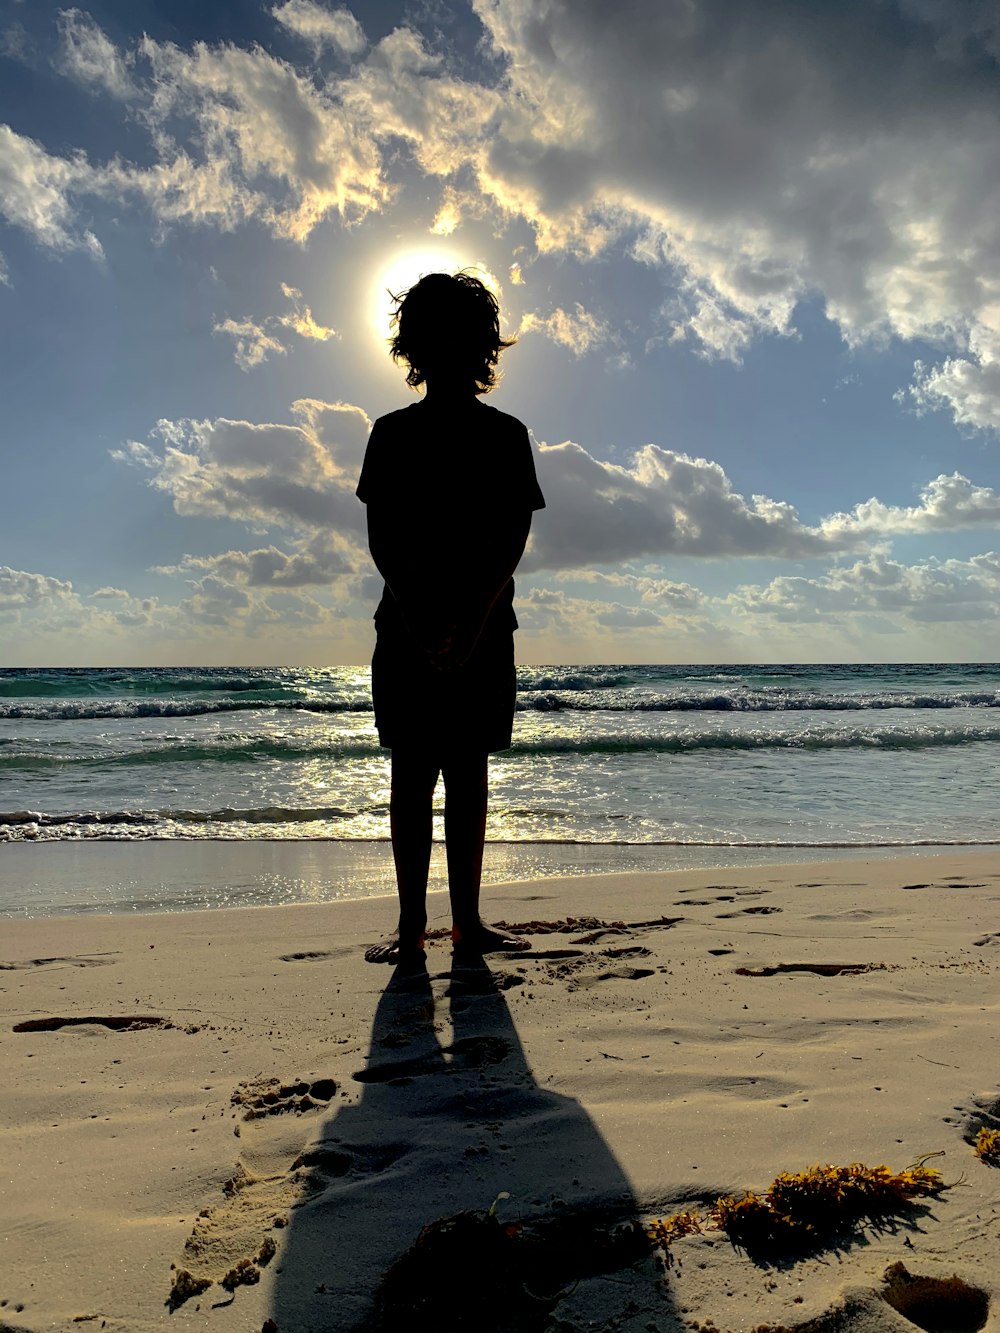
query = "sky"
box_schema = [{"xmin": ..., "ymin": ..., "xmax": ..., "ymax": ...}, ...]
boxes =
[{"xmin": 2, "ymin": 0, "xmax": 1000, "ymax": 666}]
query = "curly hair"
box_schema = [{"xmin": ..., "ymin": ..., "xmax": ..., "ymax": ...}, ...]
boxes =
[{"xmin": 388, "ymin": 270, "xmax": 515, "ymax": 394}]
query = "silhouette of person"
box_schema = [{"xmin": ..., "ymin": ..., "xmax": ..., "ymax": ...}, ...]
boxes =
[{"xmin": 357, "ymin": 272, "xmax": 545, "ymax": 966}]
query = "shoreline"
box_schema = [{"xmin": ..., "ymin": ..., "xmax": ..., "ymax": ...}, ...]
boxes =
[
  {"xmin": 2, "ymin": 855, "xmax": 998, "ymax": 1331},
  {"xmin": 4, "ymin": 838, "xmax": 1000, "ymax": 918}
]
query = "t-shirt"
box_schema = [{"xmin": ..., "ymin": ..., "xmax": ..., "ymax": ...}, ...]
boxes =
[{"xmin": 356, "ymin": 399, "xmax": 545, "ymax": 634}]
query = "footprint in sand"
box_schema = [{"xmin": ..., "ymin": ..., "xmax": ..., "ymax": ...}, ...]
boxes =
[
  {"xmin": 493, "ymin": 915, "xmax": 682, "ymax": 945},
  {"xmin": 957, "ymin": 1090, "xmax": 1000, "ymax": 1146},
  {"xmin": 754, "ymin": 1263, "xmax": 989, "ymax": 1333},
  {"xmin": 540, "ymin": 952, "xmax": 656, "ymax": 990},
  {"xmin": 734, "ymin": 962, "xmax": 881, "ymax": 978},
  {"xmin": 716, "ymin": 905, "xmax": 783, "ymax": 918},
  {"xmin": 0, "ymin": 954, "xmax": 119, "ymax": 971},
  {"xmin": 13, "ymin": 1014, "xmax": 167, "ymax": 1033},
  {"xmin": 168, "ymin": 1076, "xmax": 341, "ymax": 1308},
  {"xmin": 278, "ymin": 947, "xmax": 353, "ymax": 963},
  {"xmin": 973, "ymin": 931, "xmax": 1000, "ymax": 947},
  {"xmin": 882, "ymin": 1261, "xmax": 989, "ymax": 1332},
  {"xmin": 231, "ymin": 1076, "xmax": 337, "ymax": 1120},
  {"xmin": 569, "ymin": 966, "xmax": 655, "ymax": 989}
]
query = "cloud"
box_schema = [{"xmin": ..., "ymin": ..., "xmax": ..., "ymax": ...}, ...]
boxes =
[
  {"xmin": 213, "ymin": 316, "xmax": 288, "ymax": 372},
  {"xmin": 518, "ymin": 303, "xmax": 614, "ymax": 356},
  {"xmin": 593, "ymin": 603, "xmax": 663, "ymax": 629},
  {"xmin": 526, "ymin": 440, "xmax": 847, "ymax": 570},
  {"xmin": 0, "ymin": 251, "xmax": 9, "ymax": 287},
  {"xmin": 56, "ymin": 8, "xmax": 135, "ymax": 98},
  {"xmin": 88, "ymin": 588, "xmax": 159, "ymax": 627},
  {"xmin": 114, "ymin": 390, "xmax": 1000, "ymax": 584},
  {"xmin": 728, "ymin": 550, "xmax": 1000, "ymax": 626},
  {"xmin": 112, "ymin": 399, "xmax": 371, "ymax": 535},
  {"xmin": 465, "ymin": 0, "xmax": 1000, "ymax": 380},
  {"xmin": 0, "ymin": 565, "xmax": 75, "ymax": 610},
  {"xmin": 180, "ymin": 574, "xmax": 251, "ymax": 626},
  {"xmin": 271, "ymin": 0, "xmax": 367, "ymax": 57},
  {"xmin": 155, "ymin": 535, "xmax": 353, "ymax": 587},
  {"xmin": 821, "ymin": 472, "xmax": 1000, "ymax": 539},
  {"xmin": 131, "ymin": 31, "xmax": 390, "ymax": 241},
  {"xmin": 905, "ymin": 312, "xmax": 1000, "ymax": 433},
  {"xmin": 527, "ymin": 436, "xmax": 1000, "ymax": 572},
  {"xmin": 0, "ymin": 125, "xmax": 102, "ymax": 256},
  {"xmin": 569, "ymin": 570, "xmax": 708, "ymax": 612},
  {"xmin": 1, "ymin": 22, "xmax": 33, "ymax": 65},
  {"xmin": 0, "ymin": 565, "xmax": 157, "ymax": 634},
  {"xmin": 277, "ymin": 283, "xmax": 335, "ymax": 341},
  {"xmin": 6, "ymin": 0, "xmax": 999, "ymax": 417},
  {"xmin": 214, "ymin": 285, "xmax": 336, "ymax": 369},
  {"xmin": 340, "ymin": 26, "xmax": 501, "ymax": 180}
]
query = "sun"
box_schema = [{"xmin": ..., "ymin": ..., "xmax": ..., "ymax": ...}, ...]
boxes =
[{"xmin": 368, "ymin": 244, "xmax": 500, "ymax": 348}]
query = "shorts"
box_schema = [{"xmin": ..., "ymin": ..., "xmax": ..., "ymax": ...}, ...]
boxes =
[{"xmin": 371, "ymin": 618, "xmax": 516, "ymax": 755}]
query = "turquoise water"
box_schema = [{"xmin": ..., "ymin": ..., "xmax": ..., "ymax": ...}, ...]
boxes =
[{"xmin": 2, "ymin": 663, "xmax": 1000, "ymax": 849}]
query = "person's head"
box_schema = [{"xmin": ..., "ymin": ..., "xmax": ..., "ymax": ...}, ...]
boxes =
[{"xmin": 388, "ymin": 270, "xmax": 514, "ymax": 395}]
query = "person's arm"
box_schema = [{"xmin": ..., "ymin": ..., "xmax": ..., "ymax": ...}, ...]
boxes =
[
  {"xmin": 366, "ymin": 504, "xmax": 440, "ymax": 640},
  {"xmin": 367, "ymin": 503, "xmax": 532, "ymax": 669},
  {"xmin": 431, "ymin": 509, "xmax": 532, "ymax": 668}
]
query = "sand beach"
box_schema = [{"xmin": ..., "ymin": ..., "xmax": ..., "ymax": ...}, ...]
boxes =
[{"xmin": 1, "ymin": 849, "xmax": 998, "ymax": 1332}]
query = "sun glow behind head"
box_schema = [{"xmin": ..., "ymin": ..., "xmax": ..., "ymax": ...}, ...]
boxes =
[{"xmin": 369, "ymin": 246, "xmax": 502, "ymax": 352}]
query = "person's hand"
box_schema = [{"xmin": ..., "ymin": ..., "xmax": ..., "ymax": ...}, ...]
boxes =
[{"xmin": 422, "ymin": 621, "xmax": 479, "ymax": 671}]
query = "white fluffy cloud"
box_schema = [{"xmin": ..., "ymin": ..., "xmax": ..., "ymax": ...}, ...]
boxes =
[
  {"xmin": 568, "ymin": 570, "xmax": 708, "ymax": 612},
  {"xmin": 821, "ymin": 472, "xmax": 1000, "ymax": 539},
  {"xmin": 527, "ymin": 441, "xmax": 845, "ymax": 570},
  {"xmin": 271, "ymin": 1, "xmax": 366, "ymax": 56},
  {"xmin": 277, "ymin": 283, "xmax": 335, "ymax": 341},
  {"xmin": 527, "ymin": 439, "xmax": 1000, "ymax": 572},
  {"xmin": 131, "ymin": 34, "xmax": 390, "ymax": 240},
  {"xmin": 0, "ymin": 125, "xmax": 102, "ymax": 256},
  {"xmin": 57, "ymin": 8, "xmax": 135, "ymax": 98},
  {"xmin": 0, "ymin": 565, "xmax": 75, "ymax": 611},
  {"xmin": 214, "ymin": 285, "xmax": 335, "ymax": 371},
  {"xmin": 156, "ymin": 535, "xmax": 353, "ymax": 588},
  {"xmin": 0, "ymin": 566, "xmax": 161, "ymax": 635},
  {"xmin": 213, "ymin": 317, "xmax": 287, "ymax": 372},
  {"xmin": 112, "ymin": 399, "xmax": 370, "ymax": 535},
  {"xmin": 905, "ymin": 312, "xmax": 1000, "ymax": 432},
  {"xmin": 729, "ymin": 551, "xmax": 1000, "ymax": 626},
  {"xmin": 518, "ymin": 304, "xmax": 614, "ymax": 357}
]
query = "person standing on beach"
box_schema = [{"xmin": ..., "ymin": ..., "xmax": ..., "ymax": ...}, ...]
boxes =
[{"xmin": 356, "ymin": 271, "xmax": 545, "ymax": 965}]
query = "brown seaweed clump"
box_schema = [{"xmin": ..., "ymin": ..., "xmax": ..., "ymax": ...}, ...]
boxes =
[
  {"xmin": 645, "ymin": 1159, "xmax": 946, "ymax": 1262},
  {"xmin": 973, "ymin": 1127, "xmax": 1000, "ymax": 1164},
  {"xmin": 645, "ymin": 1210, "xmax": 703, "ymax": 1266}
]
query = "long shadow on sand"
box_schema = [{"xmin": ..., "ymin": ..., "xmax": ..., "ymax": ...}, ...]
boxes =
[{"xmin": 269, "ymin": 958, "xmax": 679, "ymax": 1331}]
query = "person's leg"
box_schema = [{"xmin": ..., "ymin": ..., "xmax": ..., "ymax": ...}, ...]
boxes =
[
  {"xmin": 365, "ymin": 748, "xmax": 439, "ymax": 963},
  {"xmin": 442, "ymin": 750, "xmax": 529, "ymax": 954}
]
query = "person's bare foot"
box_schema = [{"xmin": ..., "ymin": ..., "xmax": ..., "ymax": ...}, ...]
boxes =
[
  {"xmin": 364, "ymin": 931, "xmax": 426, "ymax": 965},
  {"xmin": 451, "ymin": 921, "xmax": 531, "ymax": 955}
]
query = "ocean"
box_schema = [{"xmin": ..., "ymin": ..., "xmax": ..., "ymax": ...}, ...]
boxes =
[{"xmin": 3, "ymin": 663, "xmax": 1000, "ymax": 913}]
